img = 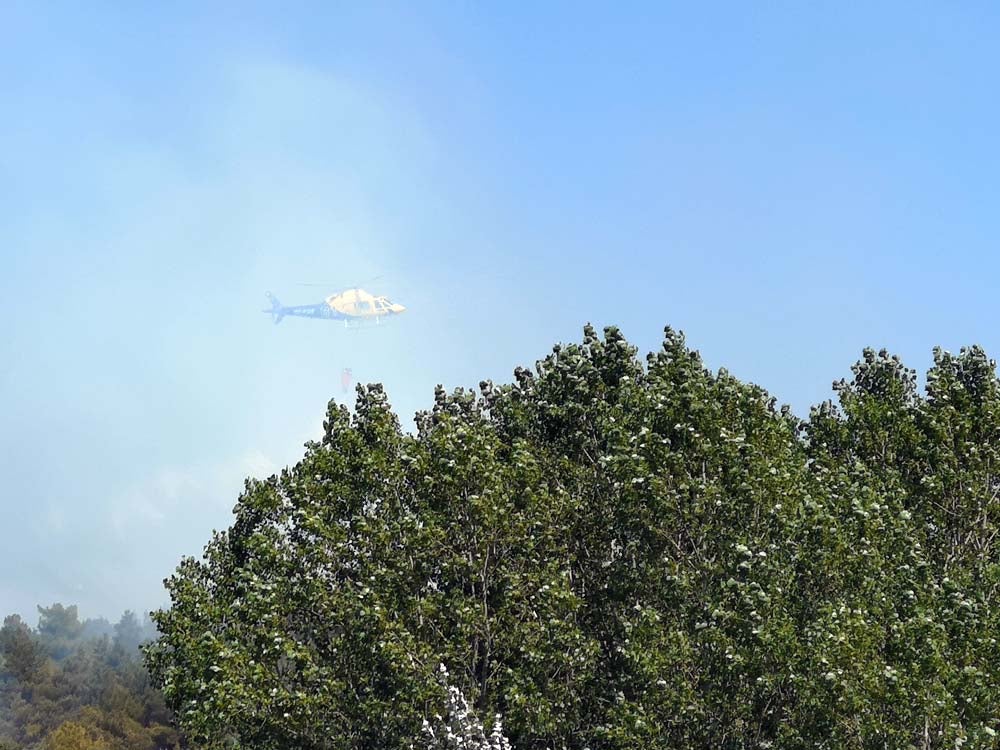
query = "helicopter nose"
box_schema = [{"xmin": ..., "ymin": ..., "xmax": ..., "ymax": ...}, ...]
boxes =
[{"xmin": 391, "ymin": 303, "xmax": 406, "ymax": 314}]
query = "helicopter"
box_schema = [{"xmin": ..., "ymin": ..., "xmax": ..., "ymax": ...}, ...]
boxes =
[{"xmin": 263, "ymin": 287, "xmax": 406, "ymax": 326}]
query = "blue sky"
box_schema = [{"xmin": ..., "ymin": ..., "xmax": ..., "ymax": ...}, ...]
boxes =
[{"xmin": 3, "ymin": 2, "xmax": 1000, "ymax": 621}]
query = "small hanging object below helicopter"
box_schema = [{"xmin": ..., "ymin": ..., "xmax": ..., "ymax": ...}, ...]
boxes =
[{"xmin": 263, "ymin": 287, "xmax": 406, "ymax": 326}]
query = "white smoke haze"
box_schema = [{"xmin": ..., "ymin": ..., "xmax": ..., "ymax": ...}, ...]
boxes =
[
  {"xmin": 5, "ymin": 4, "xmax": 1000, "ymax": 623},
  {"xmin": 2, "ymin": 50, "xmax": 452, "ymax": 621}
]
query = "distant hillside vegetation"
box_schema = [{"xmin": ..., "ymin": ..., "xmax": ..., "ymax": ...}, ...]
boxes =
[{"xmin": 0, "ymin": 604, "xmax": 180, "ymax": 750}]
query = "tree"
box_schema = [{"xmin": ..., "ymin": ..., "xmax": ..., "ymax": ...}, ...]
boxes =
[
  {"xmin": 147, "ymin": 327, "xmax": 1000, "ymax": 749},
  {"xmin": 1, "ymin": 614, "xmax": 45, "ymax": 683},
  {"xmin": 113, "ymin": 611, "xmax": 144, "ymax": 656},
  {"xmin": 45, "ymin": 721, "xmax": 104, "ymax": 750},
  {"xmin": 37, "ymin": 604, "xmax": 84, "ymax": 661}
]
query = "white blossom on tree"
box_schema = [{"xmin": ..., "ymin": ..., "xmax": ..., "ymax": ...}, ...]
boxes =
[{"xmin": 417, "ymin": 665, "xmax": 512, "ymax": 750}]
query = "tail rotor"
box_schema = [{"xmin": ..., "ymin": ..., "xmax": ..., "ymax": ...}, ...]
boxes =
[{"xmin": 263, "ymin": 292, "xmax": 285, "ymax": 324}]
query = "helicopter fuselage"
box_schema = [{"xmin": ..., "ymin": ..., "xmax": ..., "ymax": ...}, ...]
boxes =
[{"xmin": 263, "ymin": 288, "xmax": 405, "ymax": 325}]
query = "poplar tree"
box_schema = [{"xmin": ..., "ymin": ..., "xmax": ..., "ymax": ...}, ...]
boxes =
[{"xmin": 146, "ymin": 328, "xmax": 1000, "ymax": 749}]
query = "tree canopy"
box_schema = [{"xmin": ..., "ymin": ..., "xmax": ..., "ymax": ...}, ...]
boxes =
[{"xmin": 146, "ymin": 326, "xmax": 1000, "ymax": 749}]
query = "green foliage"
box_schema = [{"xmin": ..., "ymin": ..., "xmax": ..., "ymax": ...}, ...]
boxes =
[
  {"xmin": 147, "ymin": 328, "xmax": 1000, "ymax": 749},
  {"xmin": 1, "ymin": 615, "xmax": 46, "ymax": 683},
  {"xmin": 0, "ymin": 606, "xmax": 180, "ymax": 750},
  {"xmin": 36, "ymin": 605, "xmax": 84, "ymax": 661}
]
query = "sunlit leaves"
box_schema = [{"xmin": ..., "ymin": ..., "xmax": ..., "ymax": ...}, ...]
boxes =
[{"xmin": 149, "ymin": 329, "xmax": 1000, "ymax": 749}]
